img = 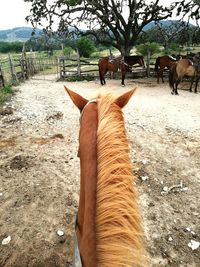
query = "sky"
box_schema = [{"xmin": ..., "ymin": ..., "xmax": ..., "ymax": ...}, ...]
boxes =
[
  {"xmin": 0, "ymin": 0, "xmax": 32, "ymax": 30},
  {"xmin": 0, "ymin": 0, "xmax": 193, "ymax": 31}
]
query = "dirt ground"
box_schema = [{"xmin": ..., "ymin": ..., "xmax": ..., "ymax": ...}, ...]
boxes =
[{"xmin": 0, "ymin": 75, "xmax": 199, "ymax": 267}]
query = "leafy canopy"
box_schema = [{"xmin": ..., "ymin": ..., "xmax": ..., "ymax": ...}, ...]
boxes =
[{"xmin": 24, "ymin": 0, "xmax": 180, "ymax": 55}]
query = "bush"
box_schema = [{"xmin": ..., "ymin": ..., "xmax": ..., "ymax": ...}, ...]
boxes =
[
  {"xmin": 76, "ymin": 37, "xmax": 95, "ymax": 58},
  {"xmin": 63, "ymin": 46, "xmax": 74, "ymax": 56},
  {"xmin": 0, "ymin": 42, "xmax": 23, "ymax": 53},
  {"xmin": 165, "ymin": 43, "xmax": 184, "ymax": 55},
  {"xmin": 136, "ymin": 42, "xmax": 161, "ymax": 57},
  {"xmin": 0, "ymin": 86, "xmax": 14, "ymax": 105},
  {"xmin": 65, "ymin": 75, "xmax": 94, "ymax": 82}
]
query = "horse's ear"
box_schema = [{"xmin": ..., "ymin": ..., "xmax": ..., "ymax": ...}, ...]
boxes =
[
  {"xmin": 115, "ymin": 87, "xmax": 137, "ymax": 108},
  {"xmin": 64, "ymin": 86, "xmax": 88, "ymax": 111}
]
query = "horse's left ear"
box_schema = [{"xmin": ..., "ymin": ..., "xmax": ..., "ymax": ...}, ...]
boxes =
[
  {"xmin": 64, "ymin": 86, "xmax": 88, "ymax": 111},
  {"xmin": 115, "ymin": 87, "xmax": 137, "ymax": 108}
]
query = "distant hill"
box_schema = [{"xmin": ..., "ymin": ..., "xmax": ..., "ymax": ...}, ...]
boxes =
[
  {"xmin": 144, "ymin": 20, "xmax": 195, "ymax": 31},
  {"xmin": 0, "ymin": 27, "xmax": 43, "ymax": 42},
  {"xmin": 0, "ymin": 21, "xmax": 195, "ymax": 43}
]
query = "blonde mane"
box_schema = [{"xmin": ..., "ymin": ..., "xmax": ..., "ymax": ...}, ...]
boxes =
[{"xmin": 96, "ymin": 93, "xmax": 145, "ymax": 267}]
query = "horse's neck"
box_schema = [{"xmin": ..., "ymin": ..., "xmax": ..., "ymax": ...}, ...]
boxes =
[
  {"xmin": 78, "ymin": 103, "xmax": 98, "ymax": 267},
  {"xmin": 96, "ymin": 96, "xmax": 145, "ymax": 266}
]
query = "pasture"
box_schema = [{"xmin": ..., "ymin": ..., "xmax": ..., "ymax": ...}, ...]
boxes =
[{"xmin": 0, "ymin": 75, "xmax": 199, "ymax": 266}]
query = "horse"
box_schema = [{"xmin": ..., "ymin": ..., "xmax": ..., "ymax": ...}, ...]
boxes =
[
  {"xmin": 169, "ymin": 58, "xmax": 200, "ymax": 95},
  {"xmin": 155, "ymin": 55, "xmax": 177, "ymax": 83},
  {"xmin": 98, "ymin": 55, "xmax": 145, "ymax": 86},
  {"xmin": 124, "ymin": 55, "xmax": 146, "ymax": 69},
  {"xmin": 98, "ymin": 56, "xmax": 130, "ymax": 86},
  {"xmin": 65, "ymin": 86, "xmax": 146, "ymax": 267}
]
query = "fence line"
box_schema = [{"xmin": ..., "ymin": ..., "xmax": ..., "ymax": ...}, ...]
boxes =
[
  {"xmin": 0, "ymin": 53, "xmax": 159, "ymax": 88},
  {"xmin": 0, "ymin": 53, "xmax": 60, "ymax": 88}
]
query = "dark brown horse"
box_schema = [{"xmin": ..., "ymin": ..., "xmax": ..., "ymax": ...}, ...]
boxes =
[
  {"xmin": 155, "ymin": 55, "xmax": 177, "ymax": 83},
  {"xmin": 98, "ymin": 55, "xmax": 145, "ymax": 86},
  {"xmin": 65, "ymin": 87, "xmax": 146, "ymax": 267},
  {"xmin": 169, "ymin": 58, "xmax": 200, "ymax": 95},
  {"xmin": 124, "ymin": 55, "xmax": 146, "ymax": 69}
]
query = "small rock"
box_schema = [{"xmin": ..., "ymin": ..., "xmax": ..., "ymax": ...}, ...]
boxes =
[
  {"xmin": 56, "ymin": 230, "xmax": 66, "ymax": 243},
  {"xmin": 168, "ymin": 236, "xmax": 173, "ymax": 242},
  {"xmin": 163, "ymin": 186, "xmax": 168, "ymax": 192},
  {"xmin": 0, "ymin": 107, "xmax": 13, "ymax": 116},
  {"xmin": 188, "ymin": 240, "xmax": 200, "ymax": 250},
  {"xmin": 140, "ymin": 175, "xmax": 149, "ymax": 181},
  {"xmin": 57, "ymin": 230, "xmax": 64, "ymax": 237},
  {"xmin": 2, "ymin": 236, "xmax": 11, "ymax": 245},
  {"xmin": 141, "ymin": 159, "xmax": 149, "ymax": 165},
  {"xmin": 180, "ymin": 187, "xmax": 188, "ymax": 192}
]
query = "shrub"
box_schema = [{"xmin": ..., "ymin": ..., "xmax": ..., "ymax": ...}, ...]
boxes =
[
  {"xmin": 0, "ymin": 86, "xmax": 14, "ymax": 105},
  {"xmin": 63, "ymin": 46, "xmax": 74, "ymax": 56},
  {"xmin": 76, "ymin": 37, "xmax": 96, "ymax": 58},
  {"xmin": 65, "ymin": 75, "xmax": 94, "ymax": 82},
  {"xmin": 136, "ymin": 42, "xmax": 161, "ymax": 57}
]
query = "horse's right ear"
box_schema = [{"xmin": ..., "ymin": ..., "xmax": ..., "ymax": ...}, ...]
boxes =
[
  {"xmin": 115, "ymin": 87, "xmax": 137, "ymax": 109},
  {"xmin": 64, "ymin": 86, "xmax": 88, "ymax": 111}
]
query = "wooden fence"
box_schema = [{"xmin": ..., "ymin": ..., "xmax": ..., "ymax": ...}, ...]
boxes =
[
  {"xmin": 58, "ymin": 56, "xmax": 149, "ymax": 80},
  {"xmin": 0, "ymin": 53, "xmax": 58, "ymax": 88},
  {"xmin": 0, "ymin": 53, "xmax": 159, "ymax": 88}
]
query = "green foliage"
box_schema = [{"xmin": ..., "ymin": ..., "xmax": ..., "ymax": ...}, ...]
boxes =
[
  {"xmin": 136, "ymin": 42, "xmax": 161, "ymax": 57},
  {"xmin": 0, "ymin": 42, "xmax": 23, "ymax": 53},
  {"xmin": 76, "ymin": 37, "xmax": 95, "ymax": 57},
  {"xmin": 63, "ymin": 46, "xmax": 74, "ymax": 56},
  {"xmin": 0, "ymin": 86, "xmax": 14, "ymax": 105},
  {"xmin": 65, "ymin": 75, "xmax": 94, "ymax": 82},
  {"xmin": 67, "ymin": 0, "xmax": 82, "ymax": 6},
  {"xmin": 165, "ymin": 43, "xmax": 184, "ymax": 54}
]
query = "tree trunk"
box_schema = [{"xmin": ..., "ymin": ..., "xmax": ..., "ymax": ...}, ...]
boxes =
[{"xmin": 120, "ymin": 46, "xmax": 132, "ymax": 56}]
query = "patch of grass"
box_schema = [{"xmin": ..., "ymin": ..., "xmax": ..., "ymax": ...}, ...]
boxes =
[
  {"xmin": 0, "ymin": 86, "xmax": 14, "ymax": 105},
  {"xmin": 65, "ymin": 75, "xmax": 95, "ymax": 82}
]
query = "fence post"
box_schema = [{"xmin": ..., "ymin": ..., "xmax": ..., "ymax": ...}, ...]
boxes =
[
  {"xmin": 9, "ymin": 54, "xmax": 19, "ymax": 84},
  {"xmin": 0, "ymin": 58, "xmax": 5, "ymax": 87},
  {"xmin": 146, "ymin": 49, "xmax": 150, "ymax": 77},
  {"xmin": 21, "ymin": 46, "xmax": 29, "ymax": 79},
  {"xmin": 77, "ymin": 49, "xmax": 81, "ymax": 76}
]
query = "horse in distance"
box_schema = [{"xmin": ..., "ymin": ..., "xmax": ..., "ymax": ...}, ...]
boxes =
[
  {"xmin": 155, "ymin": 55, "xmax": 177, "ymax": 83},
  {"xmin": 169, "ymin": 58, "xmax": 200, "ymax": 95},
  {"xmin": 65, "ymin": 86, "xmax": 146, "ymax": 267},
  {"xmin": 124, "ymin": 55, "xmax": 146, "ymax": 69},
  {"xmin": 98, "ymin": 56, "xmax": 130, "ymax": 86},
  {"xmin": 98, "ymin": 55, "xmax": 146, "ymax": 86}
]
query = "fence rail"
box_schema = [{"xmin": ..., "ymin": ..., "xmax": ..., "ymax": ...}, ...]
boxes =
[
  {"xmin": 0, "ymin": 53, "xmax": 159, "ymax": 88},
  {"xmin": 0, "ymin": 53, "xmax": 59, "ymax": 88}
]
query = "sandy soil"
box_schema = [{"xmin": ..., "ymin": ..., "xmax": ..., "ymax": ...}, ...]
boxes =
[{"xmin": 0, "ymin": 75, "xmax": 200, "ymax": 267}]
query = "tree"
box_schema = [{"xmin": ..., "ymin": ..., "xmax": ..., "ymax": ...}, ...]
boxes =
[
  {"xmin": 136, "ymin": 42, "xmax": 161, "ymax": 57},
  {"xmin": 76, "ymin": 37, "xmax": 95, "ymax": 57},
  {"xmin": 24, "ymin": 0, "xmax": 177, "ymax": 55},
  {"xmin": 136, "ymin": 42, "xmax": 161, "ymax": 76},
  {"xmin": 177, "ymin": 0, "xmax": 200, "ymax": 22},
  {"xmin": 0, "ymin": 42, "xmax": 23, "ymax": 53},
  {"xmin": 153, "ymin": 21, "xmax": 188, "ymax": 50}
]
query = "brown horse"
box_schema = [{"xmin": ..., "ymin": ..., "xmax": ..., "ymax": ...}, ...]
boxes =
[
  {"xmin": 169, "ymin": 58, "xmax": 200, "ymax": 95},
  {"xmin": 124, "ymin": 55, "xmax": 146, "ymax": 69},
  {"xmin": 65, "ymin": 86, "xmax": 146, "ymax": 267},
  {"xmin": 155, "ymin": 55, "xmax": 177, "ymax": 83},
  {"xmin": 98, "ymin": 56, "xmax": 130, "ymax": 86}
]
